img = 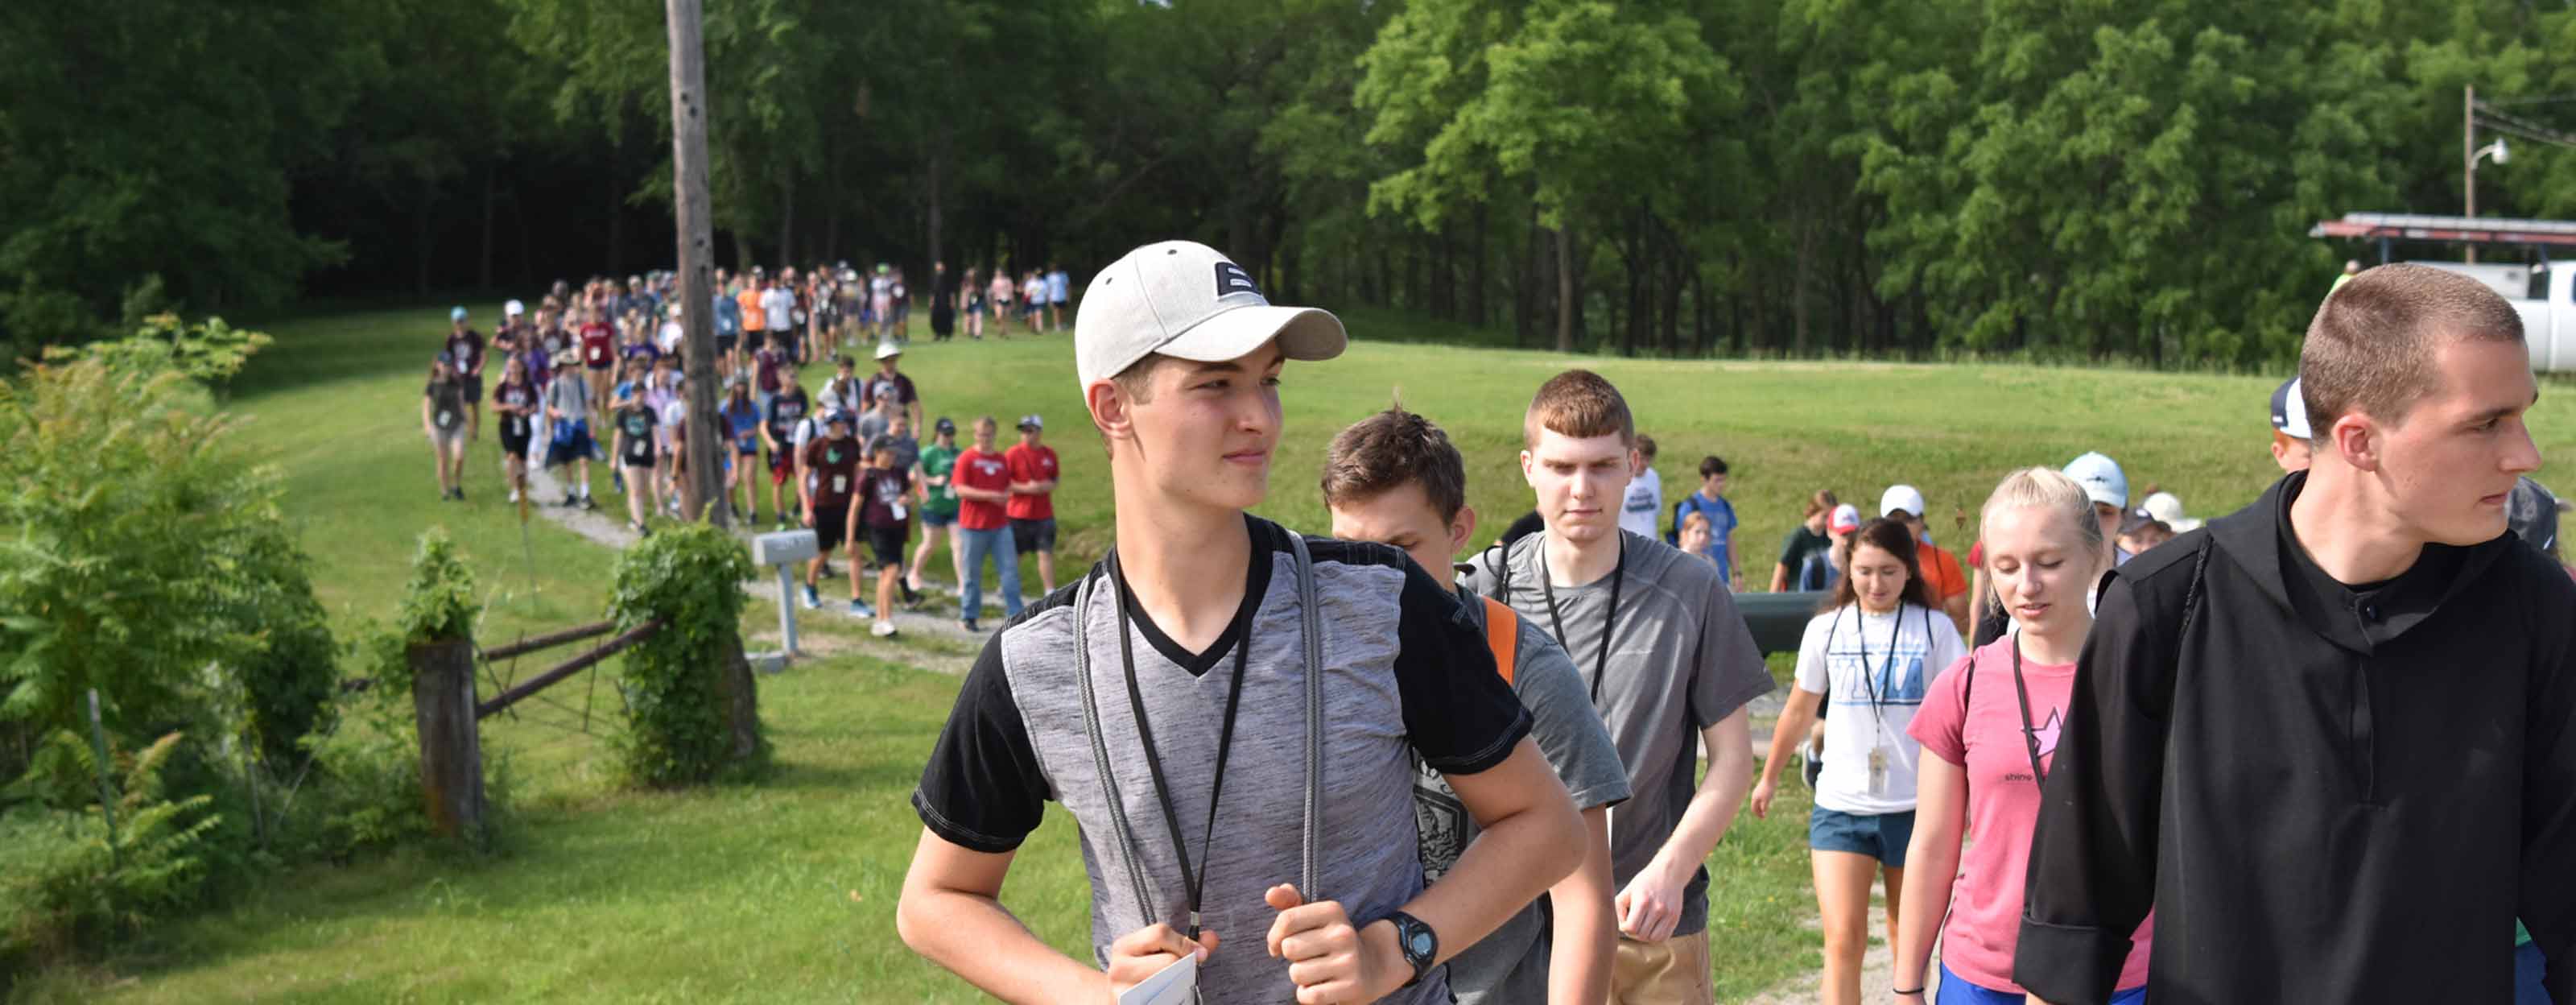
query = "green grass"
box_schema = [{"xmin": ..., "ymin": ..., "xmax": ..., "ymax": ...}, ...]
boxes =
[{"xmin": 23, "ymin": 303, "xmax": 2576, "ymax": 1002}]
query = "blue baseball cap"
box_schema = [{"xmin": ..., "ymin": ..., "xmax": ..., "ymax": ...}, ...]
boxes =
[{"xmin": 450, "ymin": 306, "xmax": 468, "ymax": 322}]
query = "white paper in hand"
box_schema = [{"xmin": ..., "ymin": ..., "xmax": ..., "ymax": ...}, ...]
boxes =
[{"xmin": 1117, "ymin": 951, "xmax": 1198, "ymax": 1005}]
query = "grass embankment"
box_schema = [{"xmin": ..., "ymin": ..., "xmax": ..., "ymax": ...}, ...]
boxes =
[{"xmin": 23, "ymin": 305, "xmax": 2576, "ymax": 1002}]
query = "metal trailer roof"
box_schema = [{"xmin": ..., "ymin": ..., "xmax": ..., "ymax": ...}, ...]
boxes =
[{"xmin": 2312, "ymin": 213, "xmax": 2576, "ymax": 247}]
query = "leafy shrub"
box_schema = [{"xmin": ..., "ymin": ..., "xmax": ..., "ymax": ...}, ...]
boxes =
[
  {"xmin": 0, "ymin": 731, "xmax": 221, "ymax": 973},
  {"xmin": 606, "ymin": 523, "xmax": 760, "ymax": 787},
  {"xmin": 43, "ymin": 312, "xmax": 272, "ymax": 389}
]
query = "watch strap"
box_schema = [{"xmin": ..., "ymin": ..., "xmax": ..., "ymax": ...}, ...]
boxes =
[{"xmin": 1385, "ymin": 910, "xmax": 1436, "ymax": 989}]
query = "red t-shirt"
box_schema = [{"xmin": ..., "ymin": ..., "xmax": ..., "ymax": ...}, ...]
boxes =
[
  {"xmin": 1004, "ymin": 443, "xmax": 1059, "ymax": 521},
  {"xmin": 579, "ymin": 323, "xmax": 615, "ymax": 368},
  {"xmin": 953, "ymin": 448, "xmax": 1012, "ymax": 531},
  {"xmin": 1909, "ymin": 636, "xmax": 2154, "ymax": 994}
]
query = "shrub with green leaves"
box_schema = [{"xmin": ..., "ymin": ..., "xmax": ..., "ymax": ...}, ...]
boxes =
[
  {"xmin": 0, "ymin": 731, "xmax": 220, "ymax": 972},
  {"xmin": 606, "ymin": 524, "xmax": 759, "ymax": 787}
]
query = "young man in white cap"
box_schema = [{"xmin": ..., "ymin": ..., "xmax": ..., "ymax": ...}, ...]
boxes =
[
  {"xmin": 1879, "ymin": 485, "xmax": 1970, "ymax": 635},
  {"xmin": 2062, "ymin": 451, "xmax": 2131, "ymax": 567},
  {"xmin": 862, "ymin": 341, "xmax": 923, "ymax": 432},
  {"xmin": 2017, "ymin": 263, "xmax": 2576, "ymax": 1005},
  {"xmin": 2270, "ymin": 375, "xmax": 2315, "ymax": 472},
  {"xmin": 902, "ymin": 240, "xmax": 1585, "ymax": 1005},
  {"xmin": 1459, "ymin": 368, "xmax": 1773, "ymax": 1005},
  {"xmin": 1005, "ymin": 414, "xmax": 1062, "ymax": 597}
]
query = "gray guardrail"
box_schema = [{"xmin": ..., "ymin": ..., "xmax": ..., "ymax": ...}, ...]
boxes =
[{"xmin": 1736, "ymin": 590, "xmax": 1829, "ymax": 656}]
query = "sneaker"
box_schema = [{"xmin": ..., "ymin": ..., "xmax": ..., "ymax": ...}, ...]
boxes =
[
  {"xmin": 630, "ymin": 519, "xmax": 652, "ymax": 538},
  {"xmin": 580, "ymin": 495, "xmax": 598, "ymax": 511},
  {"xmin": 454, "ymin": 486, "xmax": 466, "ymax": 502},
  {"xmin": 509, "ymin": 487, "xmax": 521, "ymax": 504},
  {"xmin": 958, "ymin": 618, "xmax": 980, "ymax": 634},
  {"xmin": 802, "ymin": 585, "xmax": 820, "ymax": 610},
  {"xmin": 848, "ymin": 599, "xmax": 874, "ymax": 618},
  {"xmin": 1798, "ymin": 741, "xmax": 1823, "ymax": 790},
  {"xmin": 900, "ymin": 584, "xmax": 924, "ymax": 610},
  {"xmin": 871, "ymin": 621, "xmax": 898, "ymax": 639},
  {"xmin": 561, "ymin": 492, "xmax": 579, "ymax": 507}
]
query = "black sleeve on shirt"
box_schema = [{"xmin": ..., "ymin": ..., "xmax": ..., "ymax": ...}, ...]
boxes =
[
  {"xmin": 910, "ymin": 636, "xmax": 1049, "ymax": 853},
  {"xmin": 1389, "ymin": 552, "xmax": 1532, "ymax": 775},
  {"xmin": 2520, "ymin": 553, "xmax": 2576, "ymax": 1004},
  {"xmin": 2014, "ymin": 566, "xmax": 2177, "ymax": 1003}
]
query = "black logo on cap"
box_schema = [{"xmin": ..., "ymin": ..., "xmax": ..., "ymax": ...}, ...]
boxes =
[{"xmin": 1214, "ymin": 261, "xmax": 1262, "ymax": 299}]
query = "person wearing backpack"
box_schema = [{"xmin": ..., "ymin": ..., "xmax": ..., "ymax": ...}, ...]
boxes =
[
  {"xmin": 1890, "ymin": 467, "xmax": 2149, "ymax": 1005},
  {"xmin": 1323, "ymin": 405, "xmax": 1630, "ymax": 1005}
]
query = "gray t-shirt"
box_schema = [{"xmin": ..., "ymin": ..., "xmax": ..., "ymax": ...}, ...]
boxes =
[
  {"xmin": 1424, "ymin": 589, "xmax": 1633, "ymax": 1005},
  {"xmin": 1460, "ymin": 529, "xmax": 1774, "ymax": 937},
  {"xmin": 914, "ymin": 519, "xmax": 1533, "ymax": 1004}
]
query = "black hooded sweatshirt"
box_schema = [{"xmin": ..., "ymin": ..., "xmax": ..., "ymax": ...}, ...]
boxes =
[{"xmin": 2016, "ymin": 472, "xmax": 2576, "ymax": 1004}]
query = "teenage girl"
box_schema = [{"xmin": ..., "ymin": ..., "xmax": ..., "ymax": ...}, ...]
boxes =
[
  {"xmin": 1892, "ymin": 467, "xmax": 2151, "ymax": 1004},
  {"xmin": 1752, "ymin": 518, "xmax": 1967, "ymax": 1005}
]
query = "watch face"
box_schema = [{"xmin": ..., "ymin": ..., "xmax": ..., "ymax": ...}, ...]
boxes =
[{"xmin": 1406, "ymin": 928, "xmax": 1434, "ymax": 957}]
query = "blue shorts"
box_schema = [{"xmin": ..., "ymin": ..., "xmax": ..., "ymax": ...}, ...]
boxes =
[
  {"xmin": 2519, "ymin": 940, "xmax": 2553, "ymax": 1005},
  {"xmin": 1809, "ymin": 807, "xmax": 1914, "ymax": 866},
  {"xmin": 921, "ymin": 508, "xmax": 956, "ymax": 528},
  {"xmin": 1939, "ymin": 962, "xmax": 2145, "ymax": 1004}
]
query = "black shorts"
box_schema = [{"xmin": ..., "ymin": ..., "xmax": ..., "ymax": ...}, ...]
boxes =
[
  {"xmin": 716, "ymin": 333, "xmax": 737, "ymax": 354},
  {"xmin": 460, "ymin": 373, "xmax": 485, "ymax": 403},
  {"xmin": 501, "ymin": 428, "xmax": 531, "ymax": 459},
  {"xmin": 741, "ymin": 330, "xmax": 766, "ymax": 352},
  {"xmin": 865, "ymin": 524, "xmax": 907, "ymax": 569},
  {"xmin": 1011, "ymin": 517, "xmax": 1057, "ymax": 555},
  {"xmin": 811, "ymin": 505, "xmax": 848, "ymax": 551}
]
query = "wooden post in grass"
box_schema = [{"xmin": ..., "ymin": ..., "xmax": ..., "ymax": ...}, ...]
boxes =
[
  {"xmin": 667, "ymin": 0, "xmax": 726, "ymax": 527},
  {"xmin": 718, "ymin": 638, "xmax": 761, "ymax": 761},
  {"xmin": 408, "ymin": 637, "xmax": 485, "ymax": 839}
]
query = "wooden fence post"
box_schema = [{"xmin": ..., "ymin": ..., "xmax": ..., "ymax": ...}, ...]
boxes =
[
  {"xmin": 717, "ymin": 627, "xmax": 760, "ymax": 762},
  {"xmin": 408, "ymin": 637, "xmax": 485, "ymax": 839}
]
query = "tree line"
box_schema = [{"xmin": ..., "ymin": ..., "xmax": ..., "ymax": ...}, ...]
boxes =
[{"xmin": 7, "ymin": 0, "xmax": 2575, "ymax": 368}]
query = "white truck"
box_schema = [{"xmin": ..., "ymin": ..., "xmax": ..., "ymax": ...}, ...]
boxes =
[{"xmin": 2414, "ymin": 260, "xmax": 2576, "ymax": 372}]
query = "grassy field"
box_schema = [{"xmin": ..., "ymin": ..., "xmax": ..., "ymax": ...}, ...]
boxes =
[{"xmin": 20, "ymin": 303, "xmax": 2576, "ymax": 1003}]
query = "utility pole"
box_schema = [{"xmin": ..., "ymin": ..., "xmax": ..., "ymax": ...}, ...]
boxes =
[
  {"xmin": 667, "ymin": 0, "xmax": 724, "ymax": 526},
  {"xmin": 2466, "ymin": 84, "xmax": 2479, "ymax": 265}
]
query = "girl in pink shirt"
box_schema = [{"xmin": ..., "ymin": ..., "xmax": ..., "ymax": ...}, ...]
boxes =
[{"xmin": 1895, "ymin": 467, "xmax": 2152, "ymax": 1004}]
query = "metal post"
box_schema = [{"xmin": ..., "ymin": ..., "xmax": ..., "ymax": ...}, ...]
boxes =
[
  {"xmin": 776, "ymin": 564, "xmax": 801, "ymax": 656},
  {"xmin": 84, "ymin": 689, "xmax": 119, "ymax": 869},
  {"xmin": 2467, "ymin": 85, "xmax": 2479, "ymax": 264}
]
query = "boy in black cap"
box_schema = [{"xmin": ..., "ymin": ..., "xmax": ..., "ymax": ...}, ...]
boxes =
[
  {"xmin": 799, "ymin": 409, "xmax": 868, "ymax": 615},
  {"xmin": 2268, "ymin": 375, "xmax": 2314, "ymax": 472},
  {"xmin": 908, "ymin": 417, "xmax": 964, "ymax": 602},
  {"xmin": 1005, "ymin": 413, "xmax": 1061, "ymax": 596}
]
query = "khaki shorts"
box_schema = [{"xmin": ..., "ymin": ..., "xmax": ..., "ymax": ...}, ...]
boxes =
[{"xmin": 1612, "ymin": 930, "xmax": 1713, "ymax": 1005}]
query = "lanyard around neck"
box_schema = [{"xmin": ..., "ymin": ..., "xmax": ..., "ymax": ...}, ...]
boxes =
[
  {"xmin": 1539, "ymin": 536, "xmax": 1624, "ymax": 705},
  {"xmin": 1108, "ymin": 551, "xmax": 1249, "ymax": 941},
  {"xmin": 2008, "ymin": 631, "xmax": 2048, "ymax": 786}
]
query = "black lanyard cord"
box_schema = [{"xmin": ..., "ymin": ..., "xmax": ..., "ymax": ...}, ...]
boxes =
[
  {"xmin": 1539, "ymin": 536, "xmax": 1625, "ymax": 704},
  {"xmin": 1109, "ymin": 551, "xmax": 1251, "ymax": 941},
  {"xmin": 2008, "ymin": 630, "xmax": 2048, "ymax": 786},
  {"xmin": 1835, "ymin": 602, "xmax": 1913, "ymax": 743}
]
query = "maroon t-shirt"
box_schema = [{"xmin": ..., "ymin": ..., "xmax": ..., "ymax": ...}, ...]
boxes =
[
  {"xmin": 858, "ymin": 466, "xmax": 910, "ymax": 530},
  {"xmin": 802, "ymin": 436, "xmax": 864, "ymax": 511}
]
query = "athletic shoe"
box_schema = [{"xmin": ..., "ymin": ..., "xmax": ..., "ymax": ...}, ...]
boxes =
[
  {"xmin": 802, "ymin": 585, "xmax": 820, "ymax": 609},
  {"xmin": 455, "ymin": 486, "xmax": 466, "ymax": 502},
  {"xmin": 848, "ymin": 599, "xmax": 873, "ymax": 618},
  {"xmin": 561, "ymin": 491, "xmax": 578, "ymax": 507},
  {"xmin": 1798, "ymin": 741, "xmax": 1823, "ymax": 790},
  {"xmin": 900, "ymin": 584, "xmax": 924, "ymax": 610},
  {"xmin": 958, "ymin": 618, "xmax": 980, "ymax": 634},
  {"xmin": 870, "ymin": 621, "xmax": 898, "ymax": 639},
  {"xmin": 509, "ymin": 488, "xmax": 521, "ymax": 504},
  {"xmin": 580, "ymin": 495, "xmax": 598, "ymax": 511},
  {"xmin": 630, "ymin": 519, "xmax": 652, "ymax": 538}
]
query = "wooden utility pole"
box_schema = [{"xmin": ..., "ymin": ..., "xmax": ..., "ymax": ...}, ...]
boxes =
[
  {"xmin": 667, "ymin": 0, "xmax": 725, "ymax": 525},
  {"xmin": 2467, "ymin": 85, "xmax": 2479, "ymax": 265}
]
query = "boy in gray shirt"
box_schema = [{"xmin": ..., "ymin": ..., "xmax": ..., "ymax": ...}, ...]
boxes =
[
  {"xmin": 1323, "ymin": 406, "xmax": 1632, "ymax": 1005},
  {"xmin": 1459, "ymin": 369, "xmax": 1773, "ymax": 1005}
]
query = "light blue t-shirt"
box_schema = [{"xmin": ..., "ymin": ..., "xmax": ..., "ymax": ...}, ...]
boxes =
[{"xmin": 1671, "ymin": 492, "xmax": 1738, "ymax": 581}]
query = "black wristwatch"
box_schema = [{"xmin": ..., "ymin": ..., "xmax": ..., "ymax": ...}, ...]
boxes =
[{"xmin": 1383, "ymin": 910, "xmax": 1437, "ymax": 989}]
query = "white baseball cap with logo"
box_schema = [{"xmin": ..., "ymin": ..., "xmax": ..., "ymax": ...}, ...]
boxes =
[
  {"xmin": 1074, "ymin": 240, "xmax": 1347, "ymax": 389},
  {"xmin": 1879, "ymin": 485, "xmax": 1928, "ymax": 519}
]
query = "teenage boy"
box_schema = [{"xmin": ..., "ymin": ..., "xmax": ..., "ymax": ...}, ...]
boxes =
[
  {"xmin": 1005, "ymin": 414, "xmax": 1062, "ymax": 597},
  {"xmin": 864, "ymin": 341, "xmax": 923, "ymax": 432},
  {"xmin": 1669, "ymin": 456, "xmax": 1740, "ymax": 589},
  {"xmin": 2270, "ymin": 374, "xmax": 2315, "ymax": 472},
  {"xmin": 1877, "ymin": 485, "xmax": 1971, "ymax": 634},
  {"xmin": 762, "ymin": 368, "xmax": 812, "ymax": 532},
  {"xmin": 858, "ymin": 435, "xmax": 914, "ymax": 637},
  {"xmin": 907, "ymin": 417, "xmax": 965, "ymax": 599},
  {"xmin": 762, "ymin": 276, "xmax": 798, "ymax": 363},
  {"xmin": 543, "ymin": 349, "xmax": 597, "ymax": 510},
  {"xmin": 446, "ymin": 307, "xmax": 488, "ymax": 444},
  {"xmin": 2017, "ymin": 263, "xmax": 2576, "ymax": 1005},
  {"xmin": 798, "ymin": 410, "xmax": 868, "ymax": 615},
  {"xmin": 902, "ymin": 240, "xmax": 1585, "ymax": 1005},
  {"xmin": 949, "ymin": 416, "xmax": 1018, "ymax": 633},
  {"xmin": 1620, "ymin": 435, "xmax": 1663, "ymax": 540},
  {"xmin": 1459, "ymin": 369, "xmax": 1773, "ymax": 1005},
  {"xmin": 1323, "ymin": 406, "xmax": 1633, "ymax": 1005}
]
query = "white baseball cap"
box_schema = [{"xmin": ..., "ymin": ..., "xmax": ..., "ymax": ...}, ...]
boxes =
[
  {"xmin": 2065, "ymin": 452, "xmax": 2130, "ymax": 509},
  {"xmin": 504, "ymin": 299, "xmax": 525, "ymax": 317},
  {"xmin": 1880, "ymin": 485, "xmax": 1927, "ymax": 519},
  {"xmin": 874, "ymin": 341, "xmax": 902, "ymax": 361},
  {"xmin": 2141, "ymin": 490, "xmax": 2201, "ymax": 532},
  {"xmin": 1074, "ymin": 240, "xmax": 1345, "ymax": 389}
]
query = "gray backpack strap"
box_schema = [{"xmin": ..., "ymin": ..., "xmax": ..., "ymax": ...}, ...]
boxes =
[
  {"xmin": 1287, "ymin": 531, "xmax": 1323, "ymax": 899},
  {"xmin": 1071, "ymin": 565, "xmax": 1158, "ymax": 920}
]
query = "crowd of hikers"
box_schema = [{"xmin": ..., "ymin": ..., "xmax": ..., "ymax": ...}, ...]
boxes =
[
  {"xmin": 418, "ymin": 260, "xmax": 1072, "ymax": 639},
  {"xmin": 881, "ymin": 243, "xmax": 2574, "ymax": 1005}
]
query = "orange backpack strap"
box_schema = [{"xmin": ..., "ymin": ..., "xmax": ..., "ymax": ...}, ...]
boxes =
[{"xmin": 1480, "ymin": 596, "xmax": 1519, "ymax": 687}]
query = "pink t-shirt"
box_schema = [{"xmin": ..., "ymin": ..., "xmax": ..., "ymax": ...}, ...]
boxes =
[{"xmin": 1907, "ymin": 635, "xmax": 2153, "ymax": 994}]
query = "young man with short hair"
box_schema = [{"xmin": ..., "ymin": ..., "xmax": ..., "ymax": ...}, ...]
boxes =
[
  {"xmin": 543, "ymin": 349, "xmax": 597, "ymax": 510},
  {"xmin": 902, "ymin": 240, "xmax": 1585, "ymax": 1005},
  {"xmin": 1620, "ymin": 434, "xmax": 1663, "ymax": 541},
  {"xmin": 2270, "ymin": 374, "xmax": 2314, "ymax": 473},
  {"xmin": 761, "ymin": 275, "xmax": 798, "ymax": 364},
  {"xmin": 1669, "ymin": 456, "xmax": 1740, "ymax": 590},
  {"xmin": 761, "ymin": 367, "xmax": 812, "ymax": 532},
  {"xmin": 2018, "ymin": 263, "xmax": 2576, "ymax": 1005},
  {"xmin": 1323, "ymin": 405, "xmax": 1633, "ymax": 1005},
  {"xmin": 948, "ymin": 416, "xmax": 1019, "ymax": 633},
  {"xmin": 1459, "ymin": 369, "xmax": 1773, "ymax": 1005},
  {"xmin": 1005, "ymin": 414, "xmax": 1062, "ymax": 597},
  {"xmin": 798, "ymin": 410, "xmax": 869, "ymax": 615}
]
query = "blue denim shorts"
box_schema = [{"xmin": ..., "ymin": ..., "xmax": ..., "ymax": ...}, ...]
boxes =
[
  {"xmin": 1938, "ymin": 962, "xmax": 2146, "ymax": 1004},
  {"xmin": 1808, "ymin": 806, "xmax": 1915, "ymax": 866}
]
